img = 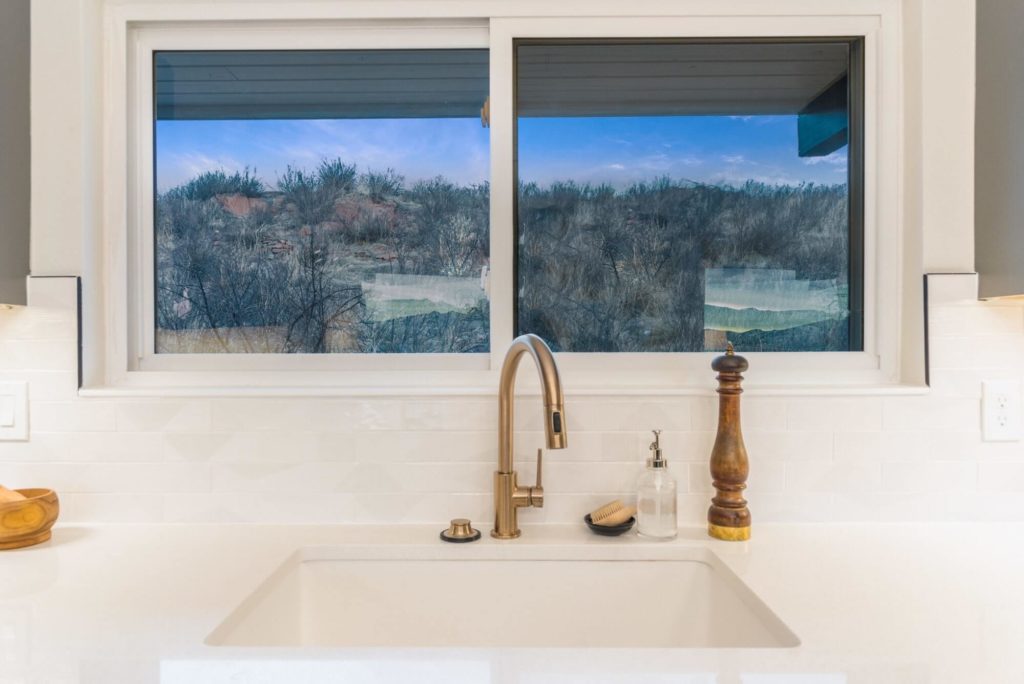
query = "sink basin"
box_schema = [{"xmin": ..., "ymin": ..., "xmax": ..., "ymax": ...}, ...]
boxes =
[{"xmin": 206, "ymin": 544, "xmax": 798, "ymax": 649}]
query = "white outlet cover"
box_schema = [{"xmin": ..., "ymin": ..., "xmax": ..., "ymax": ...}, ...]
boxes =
[
  {"xmin": 982, "ymin": 379, "xmax": 1022, "ymax": 442},
  {"xmin": 0, "ymin": 381, "xmax": 28, "ymax": 441}
]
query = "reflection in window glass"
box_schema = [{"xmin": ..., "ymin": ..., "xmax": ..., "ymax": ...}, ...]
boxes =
[
  {"xmin": 154, "ymin": 50, "xmax": 490, "ymax": 353},
  {"xmin": 515, "ymin": 41, "xmax": 863, "ymax": 352}
]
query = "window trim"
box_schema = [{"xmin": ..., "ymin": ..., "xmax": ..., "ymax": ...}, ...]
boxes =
[
  {"xmin": 509, "ymin": 35, "xmax": 867, "ymax": 355},
  {"xmin": 489, "ymin": 14, "xmax": 896, "ymax": 388},
  {"xmin": 128, "ymin": 22, "xmax": 493, "ymax": 374},
  {"xmin": 92, "ymin": 2, "xmax": 920, "ymax": 394}
]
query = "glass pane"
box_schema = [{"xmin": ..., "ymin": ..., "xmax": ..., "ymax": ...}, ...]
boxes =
[
  {"xmin": 154, "ymin": 50, "xmax": 490, "ymax": 353},
  {"xmin": 515, "ymin": 41, "xmax": 862, "ymax": 352}
]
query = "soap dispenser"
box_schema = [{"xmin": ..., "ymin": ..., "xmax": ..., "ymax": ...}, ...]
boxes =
[{"xmin": 636, "ymin": 430, "xmax": 677, "ymax": 539}]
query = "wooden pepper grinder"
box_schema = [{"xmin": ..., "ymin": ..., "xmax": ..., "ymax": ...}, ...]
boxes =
[{"xmin": 708, "ymin": 342, "xmax": 751, "ymax": 541}]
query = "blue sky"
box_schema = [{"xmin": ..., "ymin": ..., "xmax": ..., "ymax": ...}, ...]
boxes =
[{"xmin": 155, "ymin": 115, "xmax": 847, "ymax": 193}]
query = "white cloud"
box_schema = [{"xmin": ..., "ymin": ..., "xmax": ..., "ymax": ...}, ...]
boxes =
[
  {"xmin": 157, "ymin": 152, "xmax": 249, "ymax": 192},
  {"xmin": 803, "ymin": 151, "xmax": 848, "ymax": 166},
  {"xmin": 721, "ymin": 154, "xmax": 748, "ymax": 165}
]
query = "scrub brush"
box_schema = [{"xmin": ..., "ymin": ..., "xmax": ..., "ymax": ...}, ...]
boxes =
[{"xmin": 589, "ymin": 499, "xmax": 636, "ymax": 526}]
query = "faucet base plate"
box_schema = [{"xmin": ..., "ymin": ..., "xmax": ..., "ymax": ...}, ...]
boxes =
[{"xmin": 490, "ymin": 529, "xmax": 521, "ymax": 540}]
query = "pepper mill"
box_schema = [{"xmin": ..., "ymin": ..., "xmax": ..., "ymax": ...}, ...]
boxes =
[{"xmin": 708, "ymin": 342, "xmax": 751, "ymax": 541}]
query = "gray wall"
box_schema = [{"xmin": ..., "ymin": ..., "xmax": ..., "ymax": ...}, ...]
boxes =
[
  {"xmin": 976, "ymin": 0, "xmax": 1024, "ymax": 297},
  {"xmin": 0, "ymin": 0, "xmax": 30, "ymax": 305}
]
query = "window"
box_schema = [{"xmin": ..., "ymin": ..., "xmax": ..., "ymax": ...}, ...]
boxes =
[
  {"xmin": 154, "ymin": 49, "xmax": 490, "ymax": 354},
  {"xmin": 97, "ymin": 9, "xmax": 917, "ymax": 391},
  {"xmin": 515, "ymin": 40, "xmax": 863, "ymax": 353}
]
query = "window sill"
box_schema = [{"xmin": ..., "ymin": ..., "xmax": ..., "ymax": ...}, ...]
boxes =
[{"xmin": 77, "ymin": 382, "xmax": 930, "ymax": 399}]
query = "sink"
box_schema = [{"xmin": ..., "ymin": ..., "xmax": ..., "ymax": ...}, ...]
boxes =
[{"xmin": 206, "ymin": 544, "xmax": 798, "ymax": 649}]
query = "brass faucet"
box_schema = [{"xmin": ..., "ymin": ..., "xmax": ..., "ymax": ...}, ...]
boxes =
[{"xmin": 492, "ymin": 334, "xmax": 567, "ymax": 539}]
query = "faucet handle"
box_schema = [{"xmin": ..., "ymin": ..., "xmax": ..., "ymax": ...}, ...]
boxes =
[{"xmin": 530, "ymin": 448, "xmax": 544, "ymax": 507}]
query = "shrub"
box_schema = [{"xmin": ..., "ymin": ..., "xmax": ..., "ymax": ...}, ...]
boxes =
[
  {"xmin": 361, "ymin": 169, "xmax": 404, "ymax": 202},
  {"xmin": 278, "ymin": 166, "xmax": 335, "ymax": 226},
  {"xmin": 167, "ymin": 168, "xmax": 263, "ymax": 201},
  {"xmin": 317, "ymin": 159, "xmax": 357, "ymax": 196}
]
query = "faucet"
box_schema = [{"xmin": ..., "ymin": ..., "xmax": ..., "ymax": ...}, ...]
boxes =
[{"xmin": 492, "ymin": 334, "xmax": 567, "ymax": 539}]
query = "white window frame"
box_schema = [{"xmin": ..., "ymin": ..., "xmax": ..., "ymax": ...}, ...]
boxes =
[{"xmin": 91, "ymin": 1, "xmax": 918, "ymax": 395}]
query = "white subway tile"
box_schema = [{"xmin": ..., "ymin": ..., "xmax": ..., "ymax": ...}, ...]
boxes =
[
  {"xmin": 943, "ymin": 492, "xmax": 1024, "ymax": 522},
  {"xmin": 26, "ymin": 276, "xmax": 78, "ymax": 310},
  {"xmin": 8, "ymin": 371, "xmax": 79, "ymax": 400},
  {"xmin": 928, "ymin": 335, "xmax": 1024, "ymax": 371},
  {"xmin": 972, "ymin": 440, "xmax": 1024, "ymax": 461},
  {"xmin": 60, "ymin": 493, "xmax": 164, "ymax": 523},
  {"xmin": 785, "ymin": 460, "xmax": 882, "ymax": 493},
  {"xmin": 746, "ymin": 492, "xmax": 833, "ymax": 523},
  {"xmin": 691, "ymin": 396, "xmax": 783, "ymax": 433},
  {"xmin": 77, "ymin": 463, "xmax": 211, "ymax": 494},
  {"xmin": 0, "ymin": 442, "xmax": 32, "ymax": 463},
  {"xmin": 787, "ymin": 398, "xmax": 883, "ymax": 431},
  {"xmin": 688, "ymin": 460, "xmax": 783, "ymax": 494},
  {"xmin": 831, "ymin": 492, "xmax": 938, "ymax": 521},
  {"xmin": 979, "ymin": 462, "xmax": 1024, "ymax": 492},
  {"xmin": 345, "ymin": 493, "xmax": 491, "ymax": 524},
  {"xmin": 2, "ymin": 462, "xmax": 209, "ymax": 494},
  {"xmin": 161, "ymin": 432, "xmax": 235, "ymax": 462},
  {"xmin": 400, "ymin": 400, "xmax": 495, "ymax": 431},
  {"xmin": 928, "ymin": 302, "xmax": 1023, "ymax": 337},
  {"xmin": 212, "ymin": 461, "xmax": 357, "ymax": 494},
  {"xmin": 677, "ymin": 493, "xmax": 710, "ymax": 525},
  {"xmin": 0, "ymin": 306, "xmax": 75, "ymax": 340},
  {"xmin": 744, "ymin": 431, "xmax": 833, "ymax": 461},
  {"xmin": 925, "ymin": 431, "xmax": 983, "ymax": 460},
  {"xmin": 840, "ymin": 429, "xmax": 938, "ymax": 463},
  {"xmin": 925, "ymin": 273, "xmax": 978, "ymax": 305},
  {"xmin": 882, "ymin": 460, "xmax": 976, "ymax": 493},
  {"xmin": 116, "ymin": 401, "xmax": 212, "ymax": 433},
  {"xmin": 882, "ymin": 396, "xmax": 979, "ymax": 431},
  {"xmin": 30, "ymin": 431, "xmax": 166, "ymax": 462},
  {"xmin": 927, "ymin": 369, "xmax": 987, "ymax": 399},
  {"xmin": 341, "ymin": 462, "xmax": 493, "ymax": 494},
  {"xmin": 163, "ymin": 492, "xmax": 358, "ymax": 524},
  {"xmin": 569, "ymin": 399, "xmax": 692, "ymax": 432},
  {"xmin": 350, "ymin": 430, "xmax": 492, "ymax": 462},
  {"xmin": 543, "ymin": 461, "xmax": 648, "ymax": 494},
  {"xmin": 30, "ymin": 401, "xmax": 117, "ymax": 432},
  {"xmin": 0, "ymin": 339, "xmax": 76, "ymax": 371}
]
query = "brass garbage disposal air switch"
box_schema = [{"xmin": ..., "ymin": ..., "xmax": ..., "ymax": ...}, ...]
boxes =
[{"xmin": 440, "ymin": 518, "xmax": 481, "ymax": 543}]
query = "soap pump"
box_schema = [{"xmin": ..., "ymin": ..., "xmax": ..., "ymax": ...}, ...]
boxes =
[{"xmin": 636, "ymin": 430, "xmax": 677, "ymax": 539}]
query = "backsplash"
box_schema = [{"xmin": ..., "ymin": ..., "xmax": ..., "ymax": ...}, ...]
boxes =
[{"xmin": 2, "ymin": 274, "xmax": 1023, "ymax": 524}]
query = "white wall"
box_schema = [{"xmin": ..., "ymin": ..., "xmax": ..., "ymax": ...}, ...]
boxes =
[
  {"xmin": 2, "ymin": 273, "xmax": 1023, "ymax": 524},
  {"xmin": 5, "ymin": 0, "xmax": 1020, "ymax": 525}
]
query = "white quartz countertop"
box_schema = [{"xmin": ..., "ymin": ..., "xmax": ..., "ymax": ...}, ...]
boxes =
[{"xmin": 1, "ymin": 522, "xmax": 1022, "ymax": 683}]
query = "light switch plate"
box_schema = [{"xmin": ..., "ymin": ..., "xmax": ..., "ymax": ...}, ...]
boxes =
[
  {"xmin": 0, "ymin": 381, "xmax": 28, "ymax": 441},
  {"xmin": 982, "ymin": 379, "xmax": 1022, "ymax": 442}
]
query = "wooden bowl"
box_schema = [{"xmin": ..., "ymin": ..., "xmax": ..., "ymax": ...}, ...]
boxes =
[{"xmin": 0, "ymin": 488, "xmax": 59, "ymax": 550}]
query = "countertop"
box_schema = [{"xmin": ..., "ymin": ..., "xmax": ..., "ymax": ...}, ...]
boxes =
[{"xmin": 1, "ymin": 523, "xmax": 1022, "ymax": 683}]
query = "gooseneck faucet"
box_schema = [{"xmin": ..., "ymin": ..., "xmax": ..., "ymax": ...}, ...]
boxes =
[{"xmin": 493, "ymin": 334, "xmax": 567, "ymax": 539}]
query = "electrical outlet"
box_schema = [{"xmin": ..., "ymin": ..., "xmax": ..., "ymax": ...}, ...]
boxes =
[
  {"xmin": 982, "ymin": 380, "xmax": 1022, "ymax": 442},
  {"xmin": 0, "ymin": 381, "xmax": 28, "ymax": 441}
]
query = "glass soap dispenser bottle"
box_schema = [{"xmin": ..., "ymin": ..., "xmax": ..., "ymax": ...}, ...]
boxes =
[{"xmin": 636, "ymin": 430, "xmax": 677, "ymax": 539}]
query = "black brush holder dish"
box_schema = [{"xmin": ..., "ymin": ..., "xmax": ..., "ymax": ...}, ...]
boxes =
[{"xmin": 584, "ymin": 513, "xmax": 636, "ymax": 537}]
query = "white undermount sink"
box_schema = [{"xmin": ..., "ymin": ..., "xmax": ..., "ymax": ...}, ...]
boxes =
[{"xmin": 206, "ymin": 543, "xmax": 798, "ymax": 649}]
